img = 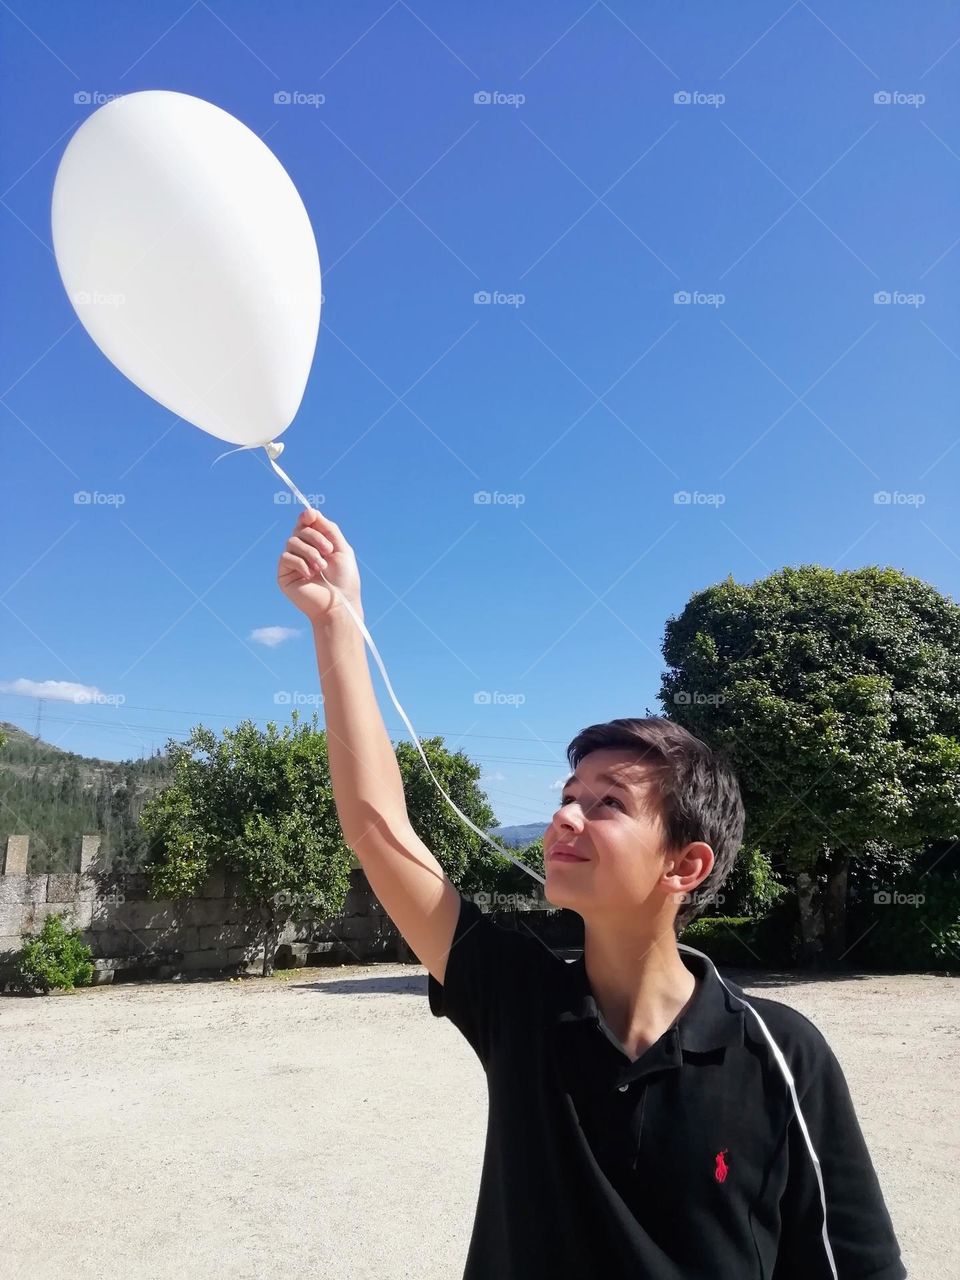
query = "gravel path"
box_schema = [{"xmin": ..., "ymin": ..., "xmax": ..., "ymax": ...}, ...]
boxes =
[{"xmin": 1, "ymin": 963, "xmax": 955, "ymax": 1279}]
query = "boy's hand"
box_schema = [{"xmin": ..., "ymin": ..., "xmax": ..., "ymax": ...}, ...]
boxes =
[{"xmin": 277, "ymin": 508, "xmax": 363, "ymax": 623}]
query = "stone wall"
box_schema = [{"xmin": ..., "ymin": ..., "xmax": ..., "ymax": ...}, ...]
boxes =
[{"xmin": 0, "ymin": 835, "xmax": 581, "ymax": 989}]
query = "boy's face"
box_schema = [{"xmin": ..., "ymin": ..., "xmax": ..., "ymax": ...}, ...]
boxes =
[{"xmin": 542, "ymin": 748, "xmax": 714, "ymax": 924}]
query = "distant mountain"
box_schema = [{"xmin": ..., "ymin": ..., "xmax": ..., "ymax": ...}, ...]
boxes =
[
  {"xmin": 0, "ymin": 720, "xmax": 550, "ymax": 871},
  {"xmin": 487, "ymin": 822, "xmax": 548, "ymax": 848},
  {"xmin": 0, "ymin": 721, "xmax": 171, "ymax": 873}
]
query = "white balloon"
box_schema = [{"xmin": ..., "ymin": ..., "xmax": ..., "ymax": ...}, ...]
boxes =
[{"xmin": 51, "ymin": 90, "xmax": 321, "ymax": 447}]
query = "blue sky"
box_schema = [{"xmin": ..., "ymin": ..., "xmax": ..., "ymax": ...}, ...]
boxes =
[{"xmin": 1, "ymin": 2, "xmax": 959, "ymax": 828}]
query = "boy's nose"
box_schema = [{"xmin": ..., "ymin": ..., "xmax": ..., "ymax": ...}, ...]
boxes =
[{"xmin": 553, "ymin": 806, "xmax": 584, "ymax": 833}]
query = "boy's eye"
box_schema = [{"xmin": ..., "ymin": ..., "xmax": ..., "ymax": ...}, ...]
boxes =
[{"xmin": 559, "ymin": 794, "xmax": 621, "ymax": 809}]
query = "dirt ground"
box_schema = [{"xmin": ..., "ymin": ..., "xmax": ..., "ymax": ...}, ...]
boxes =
[{"xmin": 0, "ymin": 961, "xmax": 955, "ymax": 1280}]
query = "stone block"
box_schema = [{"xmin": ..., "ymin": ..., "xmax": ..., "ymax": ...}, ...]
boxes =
[
  {"xmin": 305, "ymin": 941, "xmax": 341, "ymax": 964},
  {"xmin": 182, "ymin": 949, "xmax": 231, "ymax": 971},
  {"xmin": 228, "ymin": 946, "xmax": 265, "ymax": 972},
  {"xmin": 198, "ymin": 923, "xmax": 254, "ymax": 950},
  {"xmin": 135, "ymin": 925, "xmax": 199, "ymax": 955},
  {"xmin": 77, "ymin": 872, "xmax": 99, "ymax": 903},
  {"xmin": 72, "ymin": 899, "xmax": 93, "ymax": 930},
  {"xmin": 179, "ymin": 898, "xmax": 230, "ymax": 929},
  {"xmin": 342, "ymin": 885, "xmax": 376, "ymax": 915},
  {"xmin": 0, "ymin": 904, "xmax": 23, "ymax": 936},
  {"xmin": 0, "ymin": 934, "xmax": 22, "ymax": 956},
  {"xmin": 200, "ymin": 870, "xmax": 226, "ymax": 898},
  {"xmin": 274, "ymin": 941, "xmax": 311, "ymax": 968},
  {"xmin": 20, "ymin": 903, "xmax": 78, "ymax": 935},
  {"xmin": 221, "ymin": 900, "xmax": 259, "ymax": 927},
  {"xmin": 227, "ymin": 943, "xmax": 262, "ymax": 961},
  {"xmin": 79, "ymin": 835, "xmax": 102, "ymax": 874},
  {"xmin": 47, "ymin": 873, "xmax": 80, "ymax": 902},
  {"xmin": 361, "ymin": 937, "xmax": 396, "ymax": 962},
  {"xmin": 3, "ymin": 835, "xmax": 30, "ymax": 875},
  {"xmin": 87, "ymin": 928, "xmax": 138, "ymax": 959},
  {"xmin": 0, "ymin": 875, "xmax": 47, "ymax": 906},
  {"xmin": 335, "ymin": 915, "xmax": 384, "ymax": 943},
  {"xmin": 91, "ymin": 899, "xmax": 180, "ymax": 932},
  {"xmin": 278, "ymin": 918, "xmax": 316, "ymax": 944},
  {"xmin": 90, "ymin": 964, "xmax": 115, "ymax": 985},
  {"xmin": 223, "ymin": 872, "xmax": 247, "ymax": 899}
]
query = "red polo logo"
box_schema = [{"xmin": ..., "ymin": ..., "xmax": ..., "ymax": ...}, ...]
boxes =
[{"xmin": 714, "ymin": 1149, "xmax": 730, "ymax": 1183}]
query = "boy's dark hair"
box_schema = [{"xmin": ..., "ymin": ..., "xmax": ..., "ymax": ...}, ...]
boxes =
[{"xmin": 565, "ymin": 717, "xmax": 745, "ymax": 935}]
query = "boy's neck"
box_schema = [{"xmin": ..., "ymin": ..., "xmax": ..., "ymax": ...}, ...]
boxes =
[{"xmin": 581, "ymin": 917, "xmax": 698, "ymax": 1062}]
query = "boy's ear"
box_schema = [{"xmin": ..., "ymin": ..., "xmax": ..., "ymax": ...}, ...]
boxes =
[{"xmin": 661, "ymin": 841, "xmax": 715, "ymax": 892}]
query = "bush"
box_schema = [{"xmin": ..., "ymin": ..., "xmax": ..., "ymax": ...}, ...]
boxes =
[
  {"xmin": 845, "ymin": 872, "xmax": 960, "ymax": 972},
  {"xmin": 15, "ymin": 913, "xmax": 94, "ymax": 994},
  {"xmin": 680, "ymin": 898, "xmax": 800, "ymax": 969},
  {"xmin": 679, "ymin": 917, "xmax": 760, "ymax": 966},
  {"xmin": 719, "ymin": 845, "xmax": 789, "ymax": 918}
]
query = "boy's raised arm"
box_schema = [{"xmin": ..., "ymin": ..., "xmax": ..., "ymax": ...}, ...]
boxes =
[{"xmin": 277, "ymin": 507, "xmax": 462, "ymax": 984}]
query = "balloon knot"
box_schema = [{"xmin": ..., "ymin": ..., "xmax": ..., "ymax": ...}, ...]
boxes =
[{"xmin": 264, "ymin": 441, "xmax": 284, "ymax": 461}]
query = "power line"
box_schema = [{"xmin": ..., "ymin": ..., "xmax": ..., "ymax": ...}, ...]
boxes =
[
  {"xmin": 1, "ymin": 696, "xmax": 572, "ymax": 746},
  {"xmin": 3, "ymin": 714, "xmax": 568, "ymax": 770}
]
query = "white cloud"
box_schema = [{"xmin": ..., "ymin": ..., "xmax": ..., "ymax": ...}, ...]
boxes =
[
  {"xmin": 0, "ymin": 678, "xmax": 111, "ymax": 704},
  {"xmin": 482, "ymin": 771, "xmax": 507, "ymax": 783},
  {"xmin": 250, "ymin": 626, "xmax": 301, "ymax": 648},
  {"xmin": 549, "ymin": 778, "xmax": 566, "ymax": 790}
]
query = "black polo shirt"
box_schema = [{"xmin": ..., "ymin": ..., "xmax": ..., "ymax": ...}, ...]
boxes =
[{"xmin": 427, "ymin": 894, "xmax": 907, "ymax": 1280}]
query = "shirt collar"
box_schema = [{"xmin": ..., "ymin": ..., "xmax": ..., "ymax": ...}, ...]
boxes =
[{"xmin": 552, "ymin": 944, "xmax": 746, "ymax": 1056}]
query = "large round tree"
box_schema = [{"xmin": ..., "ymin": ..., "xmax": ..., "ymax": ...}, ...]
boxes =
[{"xmin": 659, "ymin": 565, "xmax": 960, "ymax": 964}]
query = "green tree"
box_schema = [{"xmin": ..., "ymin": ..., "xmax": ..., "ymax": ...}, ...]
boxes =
[
  {"xmin": 710, "ymin": 844, "xmax": 787, "ymax": 919},
  {"xmin": 487, "ymin": 836, "xmax": 546, "ymax": 901},
  {"xmin": 660, "ymin": 565, "xmax": 960, "ymax": 965},
  {"xmin": 140, "ymin": 710, "xmax": 352, "ymax": 976},
  {"xmin": 395, "ymin": 736, "xmax": 511, "ymax": 893}
]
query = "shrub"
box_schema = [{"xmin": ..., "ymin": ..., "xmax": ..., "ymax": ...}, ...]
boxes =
[
  {"xmin": 719, "ymin": 845, "xmax": 789, "ymax": 918},
  {"xmin": 680, "ymin": 898, "xmax": 800, "ymax": 969},
  {"xmin": 845, "ymin": 872, "xmax": 960, "ymax": 972},
  {"xmin": 15, "ymin": 912, "xmax": 94, "ymax": 994},
  {"xmin": 679, "ymin": 916, "xmax": 760, "ymax": 967}
]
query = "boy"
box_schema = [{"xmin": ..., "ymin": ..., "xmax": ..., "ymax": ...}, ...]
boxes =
[{"xmin": 278, "ymin": 507, "xmax": 908, "ymax": 1280}]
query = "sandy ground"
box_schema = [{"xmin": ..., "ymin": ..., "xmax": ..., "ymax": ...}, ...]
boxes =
[{"xmin": 0, "ymin": 961, "xmax": 956, "ymax": 1280}]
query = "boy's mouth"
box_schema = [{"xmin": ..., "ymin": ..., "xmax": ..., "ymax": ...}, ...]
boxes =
[{"xmin": 548, "ymin": 845, "xmax": 590, "ymax": 863}]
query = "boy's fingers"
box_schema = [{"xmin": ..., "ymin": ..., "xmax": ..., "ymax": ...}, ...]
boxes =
[{"xmin": 298, "ymin": 508, "xmax": 344, "ymax": 545}]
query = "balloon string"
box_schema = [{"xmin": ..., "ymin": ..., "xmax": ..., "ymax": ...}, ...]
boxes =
[{"xmin": 263, "ymin": 441, "xmax": 547, "ymax": 891}]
